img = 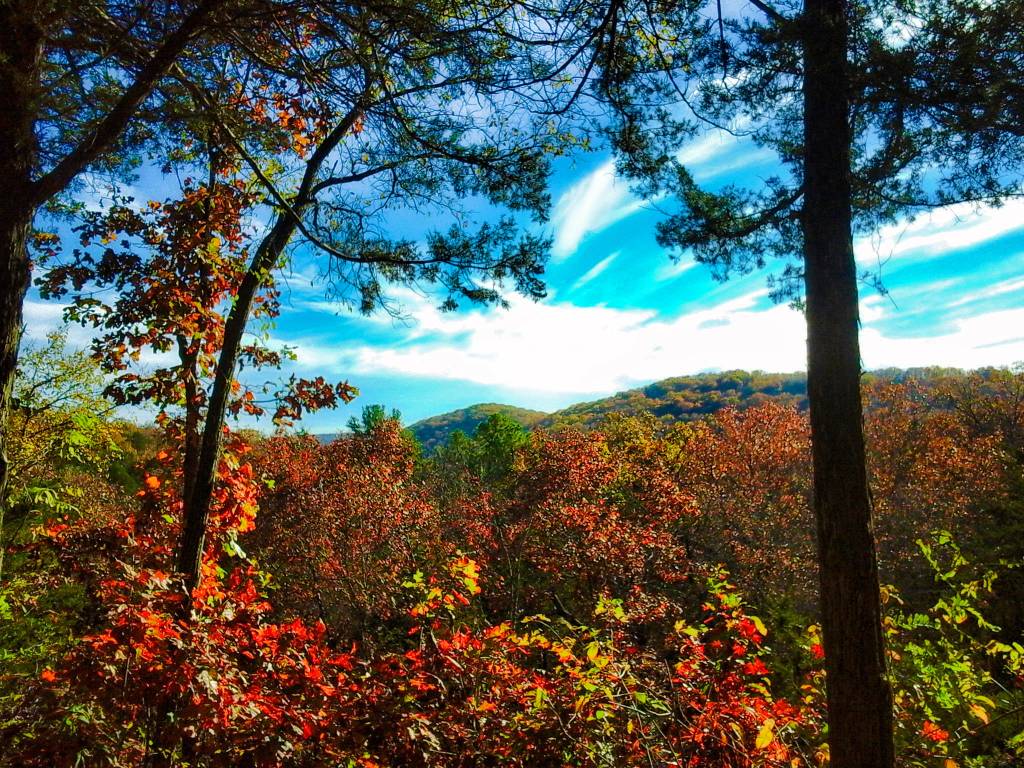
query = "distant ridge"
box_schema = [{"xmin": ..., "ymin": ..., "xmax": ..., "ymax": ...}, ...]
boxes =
[
  {"xmin": 408, "ymin": 367, "xmax": 970, "ymax": 450},
  {"xmin": 536, "ymin": 370, "xmax": 808, "ymax": 431},
  {"xmin": 409, "ymin": 403, "xmax": 548, "ymax": 453},
  {"xmin": 409, "ymin": 371, "xmax": 807, "ymax": 450}
]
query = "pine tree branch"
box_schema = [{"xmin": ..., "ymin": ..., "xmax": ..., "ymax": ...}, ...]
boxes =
[{"xmin": 29, "ymin": 0, "xmax": 222, "ymax": 208}]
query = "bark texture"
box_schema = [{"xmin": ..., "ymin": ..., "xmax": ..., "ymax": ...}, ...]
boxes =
[
  {"xmin": 176, "ymin": 219, "xmax": 293, "ymax": 589},
  {"xmin": 802, "ymin": 0, "xmax": 895, "ymax": 764},
  {"xmin": 0, "ymin": 2, "xmax": 44, "ymax": 580}
]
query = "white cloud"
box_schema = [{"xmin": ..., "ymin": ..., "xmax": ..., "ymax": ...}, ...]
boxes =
[
  {"xmin": 946, "ymin": 273, "xmax": 1024, "ymax": 308},
  {"xmin": 23, "ymin": 300, "xmax": 66, "ymax": 341},
  {"xmin": 655, "ymin": 256, "xmax": 698, "ymax": 282},
  {"xmin": 857, "ymin": 199, "xmax": 1024, "ymax": 266},
  {"xmin": 71, "ymin": 174, "xmax": 147, "ymax": 213},
  {"xmin": 22, "ymin": 298, "xmax": 179, "ymax": 370},
  {"xmin": 280, "ymin": 284, "xmax": 1024, "ymax": 396},
  {"xmin": 861, "ymin": 308, "xmax": 1024, "ymax": 369},
  {"xmin": 572, "ymin": 251, "xmax": 619, "ymax": 290},
  {"xmin": 550, "ymin": 161, "xmax": 646, "ymax": 260},
  {"xmin": 890, "ymin": 277, "xmax": 961, "ymax": 301},
  {"xmin": 550, "ymin": 127, "xmax": 775, "ymax": 261},
  {"xmin": 859, "ymin": 294, "xmax": 887, "ymax": 323},
  {"xmin": 675, "ymin": 125, "xmax": 773, "ymax": 176},
  {"xmin": 284, "ymin": 289, "xmax": 809, "ymax": 394},
  {"xmin": 278, "ymin": 262, "xmax": 322, "ymax": 296}
]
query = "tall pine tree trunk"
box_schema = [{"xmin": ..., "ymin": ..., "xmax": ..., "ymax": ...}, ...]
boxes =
[
  {"xmin": 0, "ymin": 3, "xmax": 43, "ymax": 580},
  {"xmin": 802, "ymin": 0, "xmax": 895, "ymax": 765}
]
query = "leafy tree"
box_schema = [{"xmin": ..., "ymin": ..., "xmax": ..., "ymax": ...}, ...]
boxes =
[
  {"xmin": 4, "ymin": 364, "xmax": 1023, "ymax": 765},
  {"xmin": 250, "ymin": 426, "xmax": 443, "ymax": 643},
  {"xmin": 472, "ymin": 414, "xmax": 533, "ymax": 487},
  {"xmin": 410, "ymin": 404, "xmax": 547, "ymax": 454},
  {"xmin": 4, "ymin": 329, "xmax": 121, "ymax": 539},
  {"xmin": 0, "ymin": 0, "xmax": 251, "ymax": 568},
  {"xmin": 675, "ymin": 404, "xmax": 815, "ymax": 608},
  {"xmin": 0, "ymin": 330, "xmax": 128, "ymax": 725},
  {"xmin": 23, "ymin": 0, "xmax": 706, "ymax": 598},
  {"xmin": 432, "ymin": 413, "xmax": 531, "ymax": 492},
  {"xmin": 39, "ymin": 153, "xmax": 356, "ymax": 530},
  {"xmin": 2, "ymin": 0, "xmax": 563, "ymax": 575},
  {"xmin": 600, "ymin": 0, "xmax": 1024, "ymax": 762},
  {"xmin": 347, "ymin": 404, "xmax": 403, "ymax": 436},
  {"xmin": 165, "ymin": 0, "xmax": 597, "ymax": 591}
]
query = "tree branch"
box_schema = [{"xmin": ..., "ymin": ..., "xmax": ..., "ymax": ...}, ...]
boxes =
[
  {"xmin": 29, "ymin": 0, "xmax": 222, "ymax": 208},
  {"xmin": 748, "ymin": 0, "xmax": 789, "ymax": 25}
]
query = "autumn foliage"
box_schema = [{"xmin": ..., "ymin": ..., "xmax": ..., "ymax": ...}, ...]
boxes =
[{"xmin": 3, "ymin": 375, "xmax": 1023, "ymax": 766}]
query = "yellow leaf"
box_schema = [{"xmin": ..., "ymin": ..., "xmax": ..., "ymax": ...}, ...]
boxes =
[
  {"xmin": 970, "ymin": 703, "xmax": 989, "ymax": 724},
  {"xmin": 944, "ymin": 759, "xmax": 958, "ymax": 768},
  {"xmin": 752, "ymin": 616, "xmax": 768, "ymax": 636},
  {"xmin": 755, "ymin": 719, "xmax": 775, "ymax": 749}
]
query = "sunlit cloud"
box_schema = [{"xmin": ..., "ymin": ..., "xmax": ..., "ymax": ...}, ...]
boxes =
[
  {"xmin": 572, "ymin": 251, "xmax": 620, "ymax": 290},
  {"xmin": 280, "ymin": 283, "xmax": 1024, "ymax": 397},
  {"xmin": 284, "ymin": 289, "xmax": 807, "ymax": 394},
  {"xmin": 550, "ymin": 160, "xmax": 646, "ymax": 260},
  {"xmin": 856, "ymin": 199, "xmax": 1024, "ymax": 266},
  {"xmin": 860, "ymin": 308, "xmax": 1024, "ymax": 369}
]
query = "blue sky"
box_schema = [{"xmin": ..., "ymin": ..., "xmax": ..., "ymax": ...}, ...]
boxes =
[{"xmin": 23, "ymin": 124, "xmax": 1024, "ymax": 432}]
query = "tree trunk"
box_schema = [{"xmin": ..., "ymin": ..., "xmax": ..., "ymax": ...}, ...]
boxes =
[
  {"xmin": 176, "ymin": 336, "xmax": 203, "ymax": 508},
  {"xmin": 802, "ymin": 0, "xmax": 895, "ymax": 765},
  {"xmin": 0, "ymin": 3, "xmax": 43, "ymax": 581},
  {"xmin": 177, "ymin": 217, "xmax": 295, "ymax": 591},
  {"xmin": 175, "ymin": 99, "xmax": 365, "ymax": 592}
]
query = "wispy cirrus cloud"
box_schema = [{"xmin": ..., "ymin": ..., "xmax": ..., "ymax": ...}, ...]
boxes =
[
  {"xmin": 654, "ymin": 256, "xmax": 699, "ymax": 282},
  {"xmin": 945, "ymin": 272, "xmax": 1024, "ymax": 309},
  {"xmin": 856, "ymin": 198, "xmax": 1024, "ymax": 266},
  {"xmin": 550, "ymin": 127, "xmax": 776, "ymax": 261},
  {"xmin": 572, "ymin": 251, "xmax": 620, "ymax": 290},
  {"xmin": 549, "ymin": 160, "xmax": 646, "ymax": 260}
]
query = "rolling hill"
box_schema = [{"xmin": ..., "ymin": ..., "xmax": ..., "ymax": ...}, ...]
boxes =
[
  {"xmin": 409, "ymin": 370, "xmax": 809, "ymax": 449},
  {"xmin": 408, "ymin": 403, "xmax": 549, "ymax": 453},
  {"xmin": 407, "ymin": 367, "xmax": 972, "ymax": 450}
]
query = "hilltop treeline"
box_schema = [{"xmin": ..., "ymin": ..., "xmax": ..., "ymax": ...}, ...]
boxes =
[{"xmin": 410, "ymin": 367, "xmax": 992, "ymax": 449}]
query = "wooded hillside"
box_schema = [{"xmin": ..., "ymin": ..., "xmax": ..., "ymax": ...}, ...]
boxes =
[{"xmin": 410, "ymin": 367, "xmax": 980, "ymax": 449}]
